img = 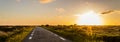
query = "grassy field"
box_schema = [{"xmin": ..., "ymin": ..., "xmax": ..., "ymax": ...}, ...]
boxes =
[
  {"xmin": 41, "ymin": 25, "xmax": 120, "ymax": 42},
  {"xmin": 0, "ymin": 26, "xmax": 34, "ymax": 42},
  {"xmin": 0, "ymin": 25, "xmax": 120, "ymax": 42}
]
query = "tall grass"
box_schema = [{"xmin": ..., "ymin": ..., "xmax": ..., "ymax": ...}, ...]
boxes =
[
  {"xmin": 6, "ymin": 27, "xmax": 33, "ymax": 42},
  {"xmin": 42, "ymin": 25, "xmax": 120, "ymax": 42},
  {"xmin": 0, "ymin": 26, "xmax": 34, "ymax": 42}
]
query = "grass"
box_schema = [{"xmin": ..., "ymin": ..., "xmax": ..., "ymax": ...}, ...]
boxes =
[
  {"xmin": 41, "ymin": 25, "xmax": 120, "ymax": 42},
  {"xmin": 0, "ymin": 25, "xmax": 120, "ymax": 42},
  {"xmin": 6, "ymin": 27, "xmax": 33, "ymax": 42},
  {"xmin": 42, "ymin": 25, "xmax": 89, "ymax": 42},
  {"xmin": 0, "ymin": 26, "xmax": 34, "ymax": 42}
]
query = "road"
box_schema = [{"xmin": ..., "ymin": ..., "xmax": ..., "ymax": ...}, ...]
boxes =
[{"xmin": 23, "ymin": 27, "xmax": 71, "ymax": 42}]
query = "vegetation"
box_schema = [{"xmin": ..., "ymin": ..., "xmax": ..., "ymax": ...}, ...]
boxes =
[
  {"xmin": 41, "ymin": 25, "xmax": 120, "ymax": 42},
  {"xmin": 0, "ymin": 25, "xmax": 120, "ymax": 42},
  {"xmin": 0, "ymin": 26, "xmax": 34, "ymax": 42}
]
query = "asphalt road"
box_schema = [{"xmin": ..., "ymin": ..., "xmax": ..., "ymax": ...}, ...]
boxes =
[{"xmin": 23, "ymin": 27, "xmax": 71, "ymax": 42}]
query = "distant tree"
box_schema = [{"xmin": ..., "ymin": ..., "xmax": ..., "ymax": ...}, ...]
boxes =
[
  {"xmin": 41, "ymin": 25, "xmax": 44, "ymax": 27},
  {"xmin": 74, "ymin": 24, "xmax": 77, "ymax": 26},
  {"xmin": 69, "ymin": 24, "xmax": 77, "ymax": 27},
  {"xmin": 45, "ymin": 24, "xmax": 49, "ymax": 27},
  {"xmin": 57, "ymin": 25, "xmax": 61, "ymax": 27}
]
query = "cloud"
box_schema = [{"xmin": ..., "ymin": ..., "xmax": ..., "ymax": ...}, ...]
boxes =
[
  {"xmin": 39, "ymin": 0, "xmax": 55, "ymax": 4},
  {"xmin": 101, "ymin": 10, "xmax": 120, "ymax": 14},
  {"xmin": 16, "ymin": 0, "xmax": 21, "ymax": 2},
  {"xmin": 56, "ymin": 8, "xmax": 65, "ymax": 13},
  {"xmin": 101, "ymin": 10, "xmax": 114, "ymax": 14},
  {"xmin": 112, "ymin": 10, "xmax": 120, "ymax": 14}
]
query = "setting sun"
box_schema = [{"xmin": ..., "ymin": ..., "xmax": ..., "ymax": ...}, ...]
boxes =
[{"xmin": 76, "ymin": 10, "xmax": 103, "ymax": 25}]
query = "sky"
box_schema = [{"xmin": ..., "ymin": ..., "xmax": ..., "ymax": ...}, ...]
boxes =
[{"xmin": 0, "ymin": 0, "xmax": 120, "ymax": 25}]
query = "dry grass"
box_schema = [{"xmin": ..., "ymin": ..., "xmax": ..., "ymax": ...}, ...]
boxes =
[
  {"xmin": 42, "ymin": 25, "xmax": 120, "ymax": 42},
  {"xmin": 0, "ymin": 26, "xmax": 34, "ymax": 42}
]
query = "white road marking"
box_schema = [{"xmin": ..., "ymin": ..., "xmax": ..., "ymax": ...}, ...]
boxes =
[
  {"xmin": 28, "ymin": 28, "xmax": 68, "ymax": 41},
  {"xmin": 32, "ymin": 30, "xmax": 35, "ymax": 34},
  {"xmin": 31, "ymin": 33, "xmax": 34, "ymax": 36},
  {"xmin": 54, "ymin": 34, "xmax": 58, "ymax": 36},
  {"xmin": 29, "ymin": 37, "xmax": 32, "ymax": 39},
  {"xmin": 28, "ymin": 30, "xmax": 35, "ymax": 40},
  {"xmin": 59, "ymin": 37, "xmax": 66, "ymax": 40},
  {"xmin": 39, "ymin": 27, "xmax": 66, "ymax": 40}
]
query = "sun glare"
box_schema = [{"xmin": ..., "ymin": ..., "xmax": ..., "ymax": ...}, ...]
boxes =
[{"xmin": 76, "ymin": 10, "xmax": 103, "ymax": 25}]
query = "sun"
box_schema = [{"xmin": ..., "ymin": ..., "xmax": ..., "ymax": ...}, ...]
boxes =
[{"xmin": 76, "ymin": 10, "xmax": 103, "ymax": 25}]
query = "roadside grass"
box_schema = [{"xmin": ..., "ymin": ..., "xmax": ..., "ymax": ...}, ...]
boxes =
[
  {"xmin": 42, "ymin": 25, "xmax": 120, "ymax": 42},
  {"xmin": 0, "ymin": 31, "xmax": 8, "ymax": 42},
  {"xmin": 42, "ymin": 26, "xmax": 89, "ymax": 42},
  {"xmin": 6, "ymin": 27, "xmax": 33, "ymax": 42},
  {"xmin": 0, "ymin": 26, "xmax": 34, "ymax": 42}
]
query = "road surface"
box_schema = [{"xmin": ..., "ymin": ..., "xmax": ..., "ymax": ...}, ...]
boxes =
[{"xmin": 23, "ymin": 27, "xmax": 71, "ymax": 42}]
